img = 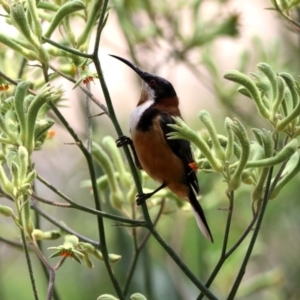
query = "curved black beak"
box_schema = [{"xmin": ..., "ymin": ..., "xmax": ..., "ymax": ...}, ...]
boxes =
[{"xmin": 109, "ymin": 54, "xmax": 145, "ymax": 78}]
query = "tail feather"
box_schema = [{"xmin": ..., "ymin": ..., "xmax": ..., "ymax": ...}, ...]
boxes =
[{"xmin": 189, "ymin": 188, "xmax": 213, "ymax": 242}]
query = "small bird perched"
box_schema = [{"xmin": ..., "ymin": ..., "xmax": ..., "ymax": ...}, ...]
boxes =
[{"xmin": 111, "ymin": 55, "xmax": 213, "ymax": 242}]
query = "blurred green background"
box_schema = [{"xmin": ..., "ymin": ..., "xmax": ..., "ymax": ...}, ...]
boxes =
[{"xmin": 1, "ymin": 0, "xmax": 300, "ymax": 299}]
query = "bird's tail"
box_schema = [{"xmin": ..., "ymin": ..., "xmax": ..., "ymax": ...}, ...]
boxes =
[{"xmin": 188, "ymin": 188, "xmax": 213, "ymax": 242}]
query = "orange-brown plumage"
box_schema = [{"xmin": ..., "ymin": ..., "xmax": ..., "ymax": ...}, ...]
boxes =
[{"xmin": 132, "ymin": 117, "xmax": 185, "ymax": 185}]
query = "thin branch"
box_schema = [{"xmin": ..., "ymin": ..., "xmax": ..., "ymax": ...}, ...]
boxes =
[
  {"xmin": 32, "ymin": 193, "xmax": 71, "ymax": 207},
  {"xmin": 45, "ymin": 88, "xmax": 108, "ymax": 243},
  {"xmin": 198, "ymin": 191, "xmax": 235, "ymax": 300},
  {"xmin": 227, "ymin": 166, "xmax": 274, "ymax": 300},
  {"xmin": 268, "ymin": 160, "xmax": 289, "ymax": 197},
  {"xmin": 272, "ymin": 2, "xmax": 300, "ymax": 30},
  {"xmin": 49, "ymin": 64, "xmax": 109, "ymax": 114},
  {"xmin": 138, "ymin": 199, "xmax": 165, "ymax": 250},
  {"xmin": 31, "ymin": 201, "xmax": 99, "ymax": 246},
  {"xmin": 0, "ymin": 70, "xmax": 20, "ymax": 86},
  {"xmin": 221, "ymin": 191, "xmax": 234, "ymax": 256},
  {"xmin": 123, "ymin": 199, "xmax": 165, "ymax": 296},
  {"xmin": 31, "ymin": 242, "xmax": 56, "ymax": 300},
  {"xmin": 198, "ymin": 212, "xmax": 259, "ymax": 299},
  {"xmin": 88, "ymin": 1, "xmax": 125, "ymax": 297},
  {"xmin": 20, "ymin": 225, "xmax": 39, "ymax": 300},
  {"xmin": 227, "ymin": 134, "xmax": 290, "ymax": 298},
  {"xmin": 34, "ymin": 177, "xmax": 146, "ymax": 226},
  {"xmin": 0, "ymin": 236, "xmax": 26, "ymax": 249},
  {"xmin": 85, "ymin": 81, "xmax": 92, "ymax": 152},
  {"xmin": 33, "ymin": 196, "xmax": 62, "ymax": 300},
  {"xmin": 150, "ymin": 227, "xmax": 218, "ymax": 300},
  {"xmin": 225, "ymin": 213, "xmax": 258, "ymax": 258},
  {"xmin": 54, "ymin": 257, "xmax": 67, "ymax": 270},
  {"xmin": 17, "ymin": 57, "xmax": 28, "ymax": 78}
]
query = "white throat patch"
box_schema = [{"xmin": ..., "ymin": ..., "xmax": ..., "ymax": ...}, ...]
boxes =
[
  {"xmin": 129, "ymin": 81, "xmax": 155, "ymax": 131},
  {"xmin": 129, "ymin": 99, "xmax": 154, "ymax": 131},
  {"xmin": 142, "ymin": 81, "xmax": 155, "ymax": 101}
]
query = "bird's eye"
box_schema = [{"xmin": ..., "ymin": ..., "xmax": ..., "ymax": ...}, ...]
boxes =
[{"xmin": 149, "ymin": 79, "xmax": 156, "ymax": 86}]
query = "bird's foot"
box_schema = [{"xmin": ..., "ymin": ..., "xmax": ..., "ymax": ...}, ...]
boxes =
[
  {"xmin": 116, "ymin": 135, "xmax": 132, "ymax": 148},
  {"xmin": 136, "ymin": 193, "xmax": 151, "ymax": 206}
]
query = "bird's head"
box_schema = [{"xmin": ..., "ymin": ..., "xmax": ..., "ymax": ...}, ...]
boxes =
[{"xmin": 110, "ymin": 55, "xmax": 177, "ymax": 103}]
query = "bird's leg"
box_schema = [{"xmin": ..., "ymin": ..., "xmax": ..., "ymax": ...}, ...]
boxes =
[
  {"xmin": 116, "ymin": 135, "xmax": 132, "ymax": 147},
  {"xmin": 116, "ymin": 135, "xmax": 142, "ymax": 169},
  {"xmin": 136, "ymin": 182, "xmax": 167, "ymax": 206}
]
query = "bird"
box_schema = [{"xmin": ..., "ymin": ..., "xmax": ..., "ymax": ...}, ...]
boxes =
[{"xmin": 111, "ymin": 55, "xmax": 213, "ymax": 242}]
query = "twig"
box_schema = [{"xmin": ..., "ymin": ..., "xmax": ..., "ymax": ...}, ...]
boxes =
[
  {"xmin": 0, "ymin": 236, "xmax": 26, "ymax": 249},
  {"xmin": 86, "ymin": 1, "xmax": 125, "ymax": 297},
  {"xmin": 32, "ymin": 193, "xmax": 71, "ymax": 207},
  {"xmin": 227, "ymin": 166, "xmax": 274, "ymax": 299},
  {"xmin": 272, "ymin": 2, "xmax": 300, "ymax": 30},
  {"xmin": 198, "ymin": 211, "xmax": 259, "ymax": 299},
  {"xmin": 17, "ymin": 57, "xmax": 28, "ymax": 78},
  {"xmin": 31, "ymin": 201, "xmax": 99, "ymax": 246},
  {"xmin": 198, "ymin": 191, "xmax": 234, "ymax": 300},
  {"xmin": 225, "ymin": 213, "xmax": 258, "ymax": 258},
  {"xmin": 33, "ymin": 196, "xmax": 62, "ymax": 300},
  {"xmin": 123, "ymin": 199, "xmax": 165, "ymax": 296},
  {"xmin": 85, "ymin": 81, "xmax": 92, "ymax": 152},
  {"xmin": 150, "ymin": 226, "xmax": 218, "ymax": 300},
  {"xmin": 19, "ymin": 222, "xmax": 39, "ymax": 300},
  {"xmin": 49, "ymin": 64, "xmax": 109, "ymax": 114},
  {"xmin": 31, "ymin": 241, "xmax": 56, "ymax": 300},
  {"xmin": 227, "ymin": 134, "xmax": 290, "ymax": 299},
  {"xmin": 34, "ymin": 177, "xmax": 146, "ymax": 225},
  {"xmin": 222, "ymin": 191, "xmax": 234, "ymax": 256}
]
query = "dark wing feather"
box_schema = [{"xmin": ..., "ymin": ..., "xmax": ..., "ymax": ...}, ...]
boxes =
[
  {"xmin": 159, "ymin": 113, "xmax": 199, "ymax": 194},
  {"xmin": 159, "ymin": 112, "xmax": 213, "ymax": 242}
]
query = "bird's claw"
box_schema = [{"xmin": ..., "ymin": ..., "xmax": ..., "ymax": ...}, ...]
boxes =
[
  {"xmin": 116, "ymin": 135, "xmax": 132, "ymax": 148},
  {"xmin": 136, "ymin": 193, "xmax": 150, "ymax": 206}
]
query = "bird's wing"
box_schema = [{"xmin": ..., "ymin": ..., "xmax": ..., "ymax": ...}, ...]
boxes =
[
  {"xmin": 159, "ymin": 113, "xmax": 199, "ymax": 194},
  {"xmin": 159, "ymin": 112, "xmax": 213, "ymax": 242}
]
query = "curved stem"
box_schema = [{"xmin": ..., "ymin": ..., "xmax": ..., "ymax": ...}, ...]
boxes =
[
  {"xmin": 42, "ymin": 65, "xmax": 109, "ymax": 241},
  {"xmin": 49, "ymin": 64, "xmax": 109, "ymax": 114},
  {"xmin": 150, "ymin": 227, "xmax": 218, "ymax": 300},
  {"xmin": 82, "ymin": 1, "xmax": 125, "ymax": 297},
  {"xmin": 222, "ymin": 191, "xmax": 234, "ymax": 256},
  {"xmin": 197, "ymin": 190, "xmax": 262, "ymax": 300},
  {"xmin": 273, "ymin": 2, "xmax": 300, "ymax": 29},
  {"xmin": 34, "ymin": 200, "xmax": 62, "ymax": 300},
  {"xmin": 197, "ymin": 191, "xmax": 234, "ymax": 300},
  {"xmin": 227, "ymin": 167, "xmax": 274, "ymax": 300},
  {"xmin": 32, "ymin": 191, "xmax": 146, "ymax": 226},
  {"xmin": 198, "ymin": 214, "xmax": 259, "ymax": 299},
  {"xmin": 227, "ymin": 135, "xmax": 289, "ymax": 299},
  {"xmin": 123, "ymin": 199, "xmax": 165, "ymax": 296},
  {"xmin": 225, "ymin": 213, "xmax": 258, "ymax": 258},
  {"xmin": 31, "ymin": 202, "xmax": 99, "ymax": 246},
  {"xmin": 85, "ymin": 81, "xmax": 92, "ymax": 152},
  {"xmin": 0, "ymin": 236, "xmax": 25, "ymax": 249},
  {"xmin": 18, "ymin": 57, "xmax": 28, "ymax": 78},
  {"xmin": 19, "ymin": 221, "xmax": 39, "ymax": 300},
  {"xmin": 31, "ymin": 242, "xmax": 56, "ymax": 300}
]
